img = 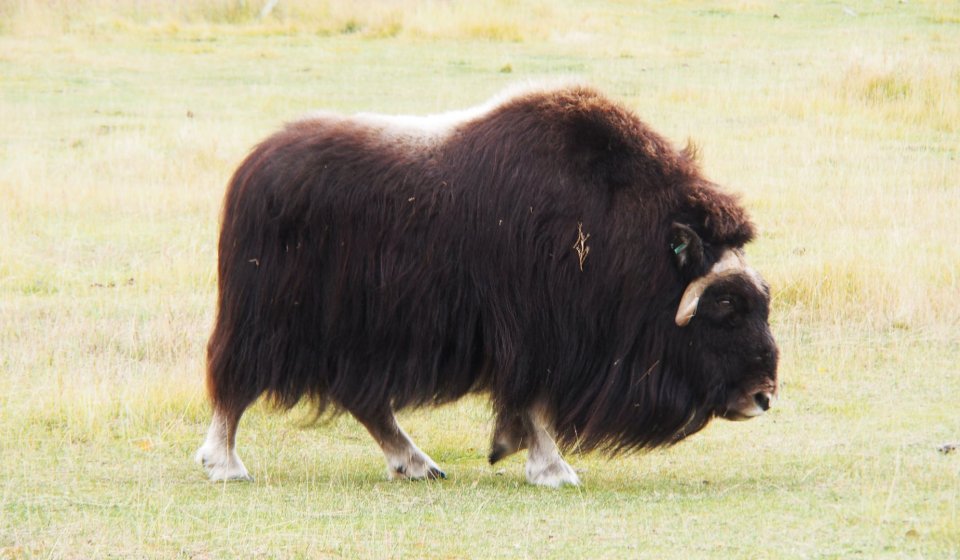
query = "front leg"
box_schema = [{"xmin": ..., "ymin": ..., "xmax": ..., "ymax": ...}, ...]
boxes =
[
  {"xmin": 488, "ymin": 409, "xmax": 528, "ymax": 464},
  {"xmin": 523, "ymin": 406, "xmax": 580, "ymax": 488},
  {"xmin": 352, "ymin": 407, "xmax": 446, "ymax": 481},
  {"xmin": 489, "ymin": 405, "xmax": 580, "ymax": 487}
]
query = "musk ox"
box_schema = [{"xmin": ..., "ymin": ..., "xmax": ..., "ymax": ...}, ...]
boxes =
[{"xmin": 196, "ymin": 85, "xmax": 779, "ymax": 487}]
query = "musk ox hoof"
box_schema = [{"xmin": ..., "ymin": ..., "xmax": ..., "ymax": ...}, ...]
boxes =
[
  {"xmin": 488, "ymin": 443, "xmax": 511, "ymax": 465},
  {"xmin": 525, "ymin": 457, "xmax": 581, "ymax": 488},
  {"xmin": 386, "ymin": 451, "xmax": 446, "ymax": 481},
  {"xmin": 195, "ymin": 445, "xmax": 253, "ymax": 482}
]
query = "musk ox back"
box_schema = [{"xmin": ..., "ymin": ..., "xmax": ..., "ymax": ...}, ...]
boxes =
[{"xmin": 196, "ymin": 85, "xmax": 779, "ymax": 486}]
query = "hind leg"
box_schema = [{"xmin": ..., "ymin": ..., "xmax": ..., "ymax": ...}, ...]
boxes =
[
  {"xmin": 351, "ymin": 407, "xmax": 446, "ymax": 481},
  {"xmin": 196, "ymin": 402, "xmax": 255, "ymax": 482}
]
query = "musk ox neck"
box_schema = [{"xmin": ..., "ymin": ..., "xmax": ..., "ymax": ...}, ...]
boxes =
[{"xmin": 547, "ymin": 335, "xmax": 715, "ymax": 454}]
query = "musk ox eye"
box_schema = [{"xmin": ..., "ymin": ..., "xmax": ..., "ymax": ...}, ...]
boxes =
[
  {"xmin": 715, "ymin": 296, "xmax": 739, "ymax": 315},
  {"xmin": 707, "ymin": 295, "xmax": 743, "ymax": 326}
]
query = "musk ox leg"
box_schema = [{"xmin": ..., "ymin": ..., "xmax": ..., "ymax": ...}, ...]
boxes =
[
  {"xmin": 488, "ymin": 409, "xmax": 528, "ymax": 465},
  {"xmin": 352, "ymin": 408, "xmax": 446, "ymax": 481},
  {"xmin": 523, "ymin": 408, "xmax": 580, "ymax": 488},
  {"xmin": 195, "ymin": 406, "xmax": 253, "ymax": 482}
]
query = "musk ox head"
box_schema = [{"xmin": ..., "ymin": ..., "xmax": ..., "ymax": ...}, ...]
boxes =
[{"xmin": 670, "ymin": 222, "xmax": 779, "ymax": 422}]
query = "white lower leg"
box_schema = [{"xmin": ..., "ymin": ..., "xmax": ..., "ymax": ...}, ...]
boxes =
[
  {"xmin": 381, "ymin": 425, "xmax": 445, "ymax": 480},
  {"xmin": 524, "ymin": 409, "xmax": 580, "ymax": 488},
  {"xmin": 357, "ymin": 411, "xmax": 446, "ymax": 481},
  {"xmin": 195, "ymin": 409, "xmax": 252, "ymax": 482}
]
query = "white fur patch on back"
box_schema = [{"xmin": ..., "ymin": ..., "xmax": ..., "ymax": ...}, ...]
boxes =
[
  {"xmin": 306, "ymin": 79, "xmax": 588, "ymax": 142},
  {"xmin": 353, "ymin": 103, "xmax": 496, "ymax": 139}
]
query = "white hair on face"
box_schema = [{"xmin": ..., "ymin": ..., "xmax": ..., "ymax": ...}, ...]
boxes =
[{"xmin": 675, "ymin": 249, "xmax": 766, "ymax": 327}]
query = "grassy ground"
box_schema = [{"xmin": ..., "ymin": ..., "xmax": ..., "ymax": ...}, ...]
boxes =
[{"xmin": 1, "ymin": 1, "xmax": 958, "ymax": 558}]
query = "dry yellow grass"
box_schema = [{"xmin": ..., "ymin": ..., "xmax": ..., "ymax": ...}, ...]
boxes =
[
  {"xmin": 0, "ymin": 0, "xmax": 568, "ymax": 41},
  {"xmin": 1, "ymin": 1, "xmax": 958, "ymax": 558}
]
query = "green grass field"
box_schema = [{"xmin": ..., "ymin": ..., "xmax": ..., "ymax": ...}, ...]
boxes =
[{"xmin": 1, "ymin": 1, "xmax": 958, "ymax": 558}]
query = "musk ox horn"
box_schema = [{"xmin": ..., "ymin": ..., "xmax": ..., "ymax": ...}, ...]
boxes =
[{"xmin": 675, "ymin": 249, "xmax": 750, "ymax": 327}]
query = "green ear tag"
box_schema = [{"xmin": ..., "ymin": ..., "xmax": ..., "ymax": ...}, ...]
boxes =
[{"xmin": 672, "ymin": 242, "xmax": 688, "ymax": 255}]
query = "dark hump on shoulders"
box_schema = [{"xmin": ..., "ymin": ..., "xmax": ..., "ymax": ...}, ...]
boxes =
[{"xmin": 443, "ymin": 84, "xmax": 705, "ymax": 195}]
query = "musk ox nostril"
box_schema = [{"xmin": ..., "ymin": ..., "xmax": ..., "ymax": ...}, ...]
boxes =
[
  {"xmin": 754, "ymin": 392, "xmax": 771, "ymax": 411},
  {"xmin": 753, "ymin": 350, "xmax": 774, "ymax": 365}
]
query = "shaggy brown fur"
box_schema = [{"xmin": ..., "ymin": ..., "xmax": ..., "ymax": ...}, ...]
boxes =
[{"xmin": 201, "ymin": 85, "xmax": 777, "ymax": 480}]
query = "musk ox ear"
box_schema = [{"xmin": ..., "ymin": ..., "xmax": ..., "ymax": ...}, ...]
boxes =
[{"xmin": 670, "ymin": 223, "xmax": 704, "ymax": 273}]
